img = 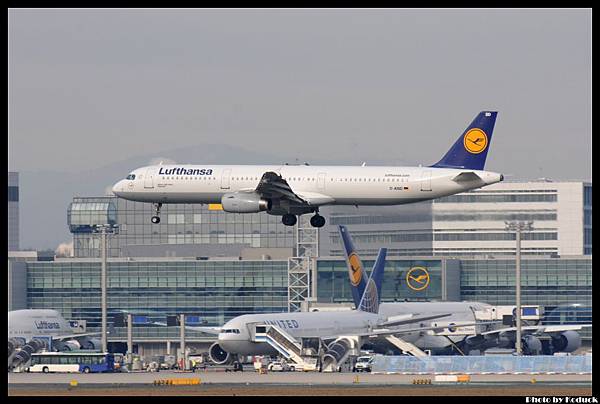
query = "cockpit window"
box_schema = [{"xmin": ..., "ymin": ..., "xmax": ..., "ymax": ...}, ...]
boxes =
[
  {"xmin": 222, "ymin": 329, "xmax": 240, "ymax": 334},
  {"xmin": 126, "ymin": 174, "xmax": 136, "ymax": 180}
]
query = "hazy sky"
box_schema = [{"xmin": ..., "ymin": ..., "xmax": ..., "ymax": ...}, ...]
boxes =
[{"xmin": 9, "ymin": 9, "xmax": 591, "ymax": 179}]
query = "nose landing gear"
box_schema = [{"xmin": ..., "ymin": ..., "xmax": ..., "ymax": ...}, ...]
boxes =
[{"xmin": 151, "ymin": 203, "xmax": 162, "ymax": 224}]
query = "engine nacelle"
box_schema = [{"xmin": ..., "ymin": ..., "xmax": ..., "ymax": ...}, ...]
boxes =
[
  {"xmin": 57, "ymin": 340, "xmax": 81, "ymax": 351},
  {"xmin": 551, "ymin": 331, "xmax": 581, "ymax": 353},
  {"xmin": 11, "ymin": 339, "xmax": 47, "ymax": 368},
  {"xmin": 221, "ymin": 192, "xmax": 271, "ymax": 213},
  {"xmin": 81, "ymin": 338, "xmax": 101, "ymax": 350},
  {"xmin": 521, "ymin": 335, "xmax": 542, "ymax": 355},
  {"xmin": 208, "ymin": 342, "xmax": 232, "ymax": 365}
]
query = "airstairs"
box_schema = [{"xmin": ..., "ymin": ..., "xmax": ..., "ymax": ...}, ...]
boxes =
[
  {"xmin": 253, "ymin": 324, "xmax": 317, "ymax": 370},
  {"xmin": 384, "ymin": 335, "xmax": 428, "ymax": 357}
]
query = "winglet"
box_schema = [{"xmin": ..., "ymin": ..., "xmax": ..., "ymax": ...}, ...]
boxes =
[{"xmin": 357, "ymin": 247, "xmax": 387, "ymax": 314}]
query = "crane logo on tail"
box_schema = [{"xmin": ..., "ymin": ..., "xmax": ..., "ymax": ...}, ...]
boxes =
[
  {"xmin": 348, "ymin": 253, "xmax": 363, "ymax": 286},
  {"xmin": 463, "ymin": 128, "xmax": 488, "ymax": 154}
]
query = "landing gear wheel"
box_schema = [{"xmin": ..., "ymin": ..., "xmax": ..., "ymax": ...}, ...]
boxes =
[
  {"xmin": 282, "ymin": 214, "xmax": 297, "ymax": 226},
  {"xmin": 310, "ymin": 214, "xmax": 326, "ymax": 228},
  {"xmin": 151, "ymin": 203, "xmax": 163, "ymax": 224}
]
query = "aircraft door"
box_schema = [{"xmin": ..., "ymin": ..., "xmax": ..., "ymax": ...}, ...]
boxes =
[
  {"xmin": 420, "ymin": 170, "xmax": 432, "ymax": 192},
  {"xmin": 317, "ymin": 172, "xmax": 326, "ymax": 191},
  {"xmin": 144, "ymin": 168, "xmax": 154, "ymax": 189},
  {"xmin": 221, "ymin": 169, "xmax": 231, "ymax": 190}
]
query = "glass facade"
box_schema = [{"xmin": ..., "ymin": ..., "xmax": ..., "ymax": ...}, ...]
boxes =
[
  {"xmin": 460, "ymin": 257, "xmax": 592, "ymax": 338},
  {"xmin": 26, "ymin": 259, "xmax": 288, "ymax": 340},
  {"xmin": 70, "ymin": 197, "xmax": 296, "ymax": 258},
  {"xmin": 583, "ymin": 185, "xmax": 592, "ymax": 255},
  {"xmin": 436, "ymin": 193, "xmax": 558, "ymax": 203},
  {"xmin": 317, "ymin": 259, "xmax": 444, "ymax": 303}
]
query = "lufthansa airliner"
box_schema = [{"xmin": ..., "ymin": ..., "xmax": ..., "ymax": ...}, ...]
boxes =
[{"xmin": 112, "ymin": 111, "xmax": 503, "ymax": 227}]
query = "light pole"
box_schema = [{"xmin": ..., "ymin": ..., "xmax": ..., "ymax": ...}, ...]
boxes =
[
  {"xmin": 505, "ymin": 220, "xmax": 533, "ymax": 355},
  {"xmin": 93, "ymin": 224, "xmax": 119, "ymax": 353}
]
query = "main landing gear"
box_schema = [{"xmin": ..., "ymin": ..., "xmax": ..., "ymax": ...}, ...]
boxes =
[
  {"xmin": 282, "ymin": 214, "xmax": 297, "ymax": 226},
  {"xmin": 281, "ymin": 213, "xmax": 326, "ymax": 228},
  {"xmin": 151, "ymin": 203, "xmax": 162, "ymax": 224},
  {"xmin": 310, "ymin": 214, "xmax": 326, "ymax": 228}
]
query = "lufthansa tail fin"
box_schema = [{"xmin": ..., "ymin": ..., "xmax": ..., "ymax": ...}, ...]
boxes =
[
  {"xmin": 338, "ymin": 225, "xmax": 368, "ymax": 307},
  {"xmin": 357, "ymin": 247, "xmax": 387, "ymax": 314},
  {"xmin": 431, "ymin": 111, "xmax": 498, "ymax": 170}
]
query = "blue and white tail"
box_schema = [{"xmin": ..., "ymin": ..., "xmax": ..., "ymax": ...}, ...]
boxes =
[
  {"xmin": 357, "ymin": 247, "xmax": 387, "ymax": 314},
  {"xmin": 431, "ymin": 111, "xmax": 498, "ymax": 170},
  {"xmin": 338, "ymin": 225, "xmax": 386, "ymax": 314}
]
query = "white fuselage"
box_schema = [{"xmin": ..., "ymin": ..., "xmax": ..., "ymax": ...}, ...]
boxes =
[
  {"xmin": 216, "ymin": 301, "xmax": 493, "ymax": 355},
  {"xmin": 112, "ymin": 164, "xmax": 503, "ymax": 207},
  {"xmin": 217, "ymin": 311, "xmax": 385, "ymax": 356},
  {"xmin": 8, "ymin": 310, "xmax": 74, "ymax": 344}
]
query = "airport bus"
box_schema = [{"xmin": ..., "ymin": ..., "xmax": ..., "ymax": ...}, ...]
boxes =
[{"xmin": 27, "ymin": 351, "xmax": 115, "ymax": 373}]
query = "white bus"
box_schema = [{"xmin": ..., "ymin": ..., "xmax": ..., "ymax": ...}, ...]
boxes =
[{"xmin": 27, "ymin": 351, "xmax": 115, "ymax": 373}]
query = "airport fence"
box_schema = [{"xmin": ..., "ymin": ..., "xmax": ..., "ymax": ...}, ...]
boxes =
[{"xmin": 371, "ymin": 354, "xmax": 592, "ymax": 375}]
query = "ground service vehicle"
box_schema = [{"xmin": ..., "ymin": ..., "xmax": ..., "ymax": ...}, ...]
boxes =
[
  {"xmin": 267, "ymin": 361, "xmax": 290, "ymax": 372},
  {"xmin": 353, "ymin": 356, "xmax": 374, "ymax": 372}
]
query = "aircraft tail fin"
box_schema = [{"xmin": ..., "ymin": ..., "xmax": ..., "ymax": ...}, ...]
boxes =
[
  {"xmin": 357, "ymin": 247, "xmax": 387, "ymax": 314},
  {"xmin": 338, "ymin": 225, "xmax": 368, "ymax": 308},
  {"xmin": 431, "ymin": 111, "xmax": 498, "ymax": 170}
]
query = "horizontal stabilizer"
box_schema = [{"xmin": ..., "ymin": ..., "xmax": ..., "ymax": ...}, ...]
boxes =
[{"xmin": 451, "ymin": 172, "xmax": 483, "ymax": 183}]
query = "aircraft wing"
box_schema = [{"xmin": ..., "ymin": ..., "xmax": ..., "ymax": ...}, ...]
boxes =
[
  {"xmin": 181, "ymin": 326, "xmax": 222, "ymax": 335},
  {"xmin": 52, "ymin": 332, "xmax": 101, "ymax": 341},
  {"xmin": 255, "ymin": 172, "xmax": 306, "ymax": 204},
  {"xmin": 378, "ymin": 313, "xmax": 452, "ymax": 328},
  {"xmin": 481, "ymin": 324, "xmax": 592, "ymax": 337},
  {"xmin": 152, "ymin": 321, "xmax": 222, "ymax": 335},
  {"xmin": 365, "ymin": 321, "xmax": 499, "ymax": 338}
]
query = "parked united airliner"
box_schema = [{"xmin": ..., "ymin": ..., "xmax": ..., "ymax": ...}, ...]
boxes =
[{"xmin": 112, "ymin": 111, "xmax": 503, "ymax": 227}]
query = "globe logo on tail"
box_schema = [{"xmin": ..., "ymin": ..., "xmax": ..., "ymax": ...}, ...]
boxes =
[{"xmin": 463, "ymin": 128, "xmax": 488, "ymax": 154}]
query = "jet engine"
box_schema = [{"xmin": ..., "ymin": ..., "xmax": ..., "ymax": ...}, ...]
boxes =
[
  {"xmin": 521, "ymin": 335, "xmax": 542, "ymax": 355},
  {"xmin": 551, "ymin": 330, "xmax": 581, "ymax": 353},
  {"xmin": 81, "ymin": 338, "xmax": 101, "ymax": 350},
  {"xmin": 208, "ymin": 342, "xmax": 232, "ymax": 365},
  {"xmin": 221, "ymin": 192, "xmax": 271, "ymax": 213},
  {"xmin": 11, "ymin": 339, "xmax": 47, "ymax": 368},
  {"xmin": 322, "ymin": 337, "xmax": 359, "ymax": 372},
  {"xmin": 57, "ymin": 340, "xmax": 81, "ymax": 351}
]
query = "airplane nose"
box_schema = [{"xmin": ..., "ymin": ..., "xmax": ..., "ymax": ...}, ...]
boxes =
[{"xmin": 112, "ymin": 181, "xmax": 124, "ymax": 196}]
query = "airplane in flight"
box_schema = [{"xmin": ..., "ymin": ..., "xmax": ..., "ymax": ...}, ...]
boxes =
[
  {"xmin": 112, "ymin": 111, "xmax": 503, "ymax": 227},
  {"xmin": 338, "ymin": 225, "xmax": 591, "ymax": 355},
  {"xmin": 8, "ymin": 310, "xmax": 101, "ymax": 368}
]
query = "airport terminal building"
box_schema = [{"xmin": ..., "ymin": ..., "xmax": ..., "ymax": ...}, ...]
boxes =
[{"xmin": 10, "ymin": 180, "xmax": 593, "ymax": 356}]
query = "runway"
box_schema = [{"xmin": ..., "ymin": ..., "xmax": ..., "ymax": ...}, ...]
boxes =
[{"xmin": 8, "ymin": 371, "xmax": 593, "ymax": 396}]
